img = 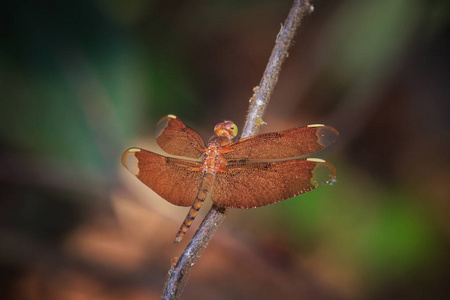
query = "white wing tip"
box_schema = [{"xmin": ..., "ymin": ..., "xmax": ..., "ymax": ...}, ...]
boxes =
[{"xmin": 307, "ymin": 158, "xmax": 326, "ymax": 163}]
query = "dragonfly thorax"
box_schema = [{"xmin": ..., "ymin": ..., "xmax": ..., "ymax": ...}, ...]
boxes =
[{"xmin": 202, "ymin": 142, "xmax": 227, "ymax": 174}]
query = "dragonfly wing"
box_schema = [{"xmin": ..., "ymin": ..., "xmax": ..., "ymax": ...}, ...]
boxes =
[
  {"xmin": 211, "ymin": 158, "xmax": 336, "ymax": 208},
  {"xmin": 222, "ymin": 125, "xmax": 338, "ymax": 160},
  {"xmin": 122, "ymin": 148, "xmax": 203, "ymax": 207},
  {"xmin": 156, "ymin": 115, "xmax": 206, "ymax": 158}
]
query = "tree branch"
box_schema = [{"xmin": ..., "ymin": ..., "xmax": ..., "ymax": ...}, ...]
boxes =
[{"xmin": 162, "ymin": 1, "xmax": 313, "ymax": 299}]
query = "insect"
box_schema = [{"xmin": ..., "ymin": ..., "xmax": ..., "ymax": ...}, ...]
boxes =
[{"xmin": 122, "ymin": 115, "xmax": 338, "ymax": 242}]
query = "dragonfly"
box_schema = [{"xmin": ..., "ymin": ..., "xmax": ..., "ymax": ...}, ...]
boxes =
[{"xmin": 122, "ymin": 115, "xmax": 338, "ymax": 243}]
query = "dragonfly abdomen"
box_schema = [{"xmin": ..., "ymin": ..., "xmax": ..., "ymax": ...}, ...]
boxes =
[{"xmin": 174, "ymin": 172, "xmax": 215, "ymax": 243}]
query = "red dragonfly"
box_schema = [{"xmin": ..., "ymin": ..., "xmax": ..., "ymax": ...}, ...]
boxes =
[{"xmin": 122, "ymin": 115, "xmax": 338, "ymax": 242}]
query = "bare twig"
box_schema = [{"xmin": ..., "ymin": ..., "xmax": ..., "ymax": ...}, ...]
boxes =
[
  {"xmin": 242, "ymin": 0, "xmax": 313, "ymax": 139},
  {"xmin": 162, "ymin": 1, "xmax": 313, "ymax": 299}
]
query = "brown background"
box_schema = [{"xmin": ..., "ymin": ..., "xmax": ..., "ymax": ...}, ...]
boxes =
[{"xmin": 1, "ymin": 0, "xmax": 450, "ymax": 299}]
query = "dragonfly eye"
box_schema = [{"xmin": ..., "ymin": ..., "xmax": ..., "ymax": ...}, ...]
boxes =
[{"xmin": 214, "ymin": 121, "xmax": 238, "ymax": 138}]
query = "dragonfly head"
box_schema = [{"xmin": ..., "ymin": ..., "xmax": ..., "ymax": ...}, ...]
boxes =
[{"xmin": 214, "ymin": 121, "xmax": 238, "ymax": 139}]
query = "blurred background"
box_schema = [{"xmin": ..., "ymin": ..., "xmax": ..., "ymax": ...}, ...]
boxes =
[{"xmin": 1, "ymin": 0, "xmax": 450, "ymax": 299}]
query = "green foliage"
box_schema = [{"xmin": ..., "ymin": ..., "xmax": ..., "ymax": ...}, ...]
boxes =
[{"xmin": 277, "ymin": 163, "xmax": 441, "ymax": 286}]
